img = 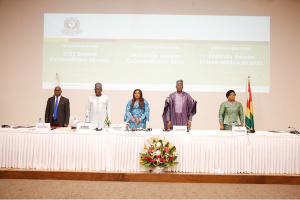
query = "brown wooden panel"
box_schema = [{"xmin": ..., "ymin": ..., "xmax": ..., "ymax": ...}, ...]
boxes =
[{"xmin": 0, "ymin": 169, "xmax": 299, "ymax": 185}]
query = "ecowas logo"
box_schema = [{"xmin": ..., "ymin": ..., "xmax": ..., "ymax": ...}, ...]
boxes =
[{"xmin": 61, "ymin": 17, "xmax": 82, "ymax": 36}]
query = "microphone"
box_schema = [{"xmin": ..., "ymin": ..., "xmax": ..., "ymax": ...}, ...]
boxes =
[{"xmin": 288, "ymin": 126, "xmax": 299, "ymax": 134}]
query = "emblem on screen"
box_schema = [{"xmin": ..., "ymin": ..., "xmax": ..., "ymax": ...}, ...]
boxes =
[{"xmin": 61, "ymin": 17, "xmax": 82, "ymax": 36}]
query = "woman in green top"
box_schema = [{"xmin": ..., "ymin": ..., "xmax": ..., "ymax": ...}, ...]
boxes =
[{"xmin": 219, "ymin": 90, "xmax": 244, "ymax": 130}]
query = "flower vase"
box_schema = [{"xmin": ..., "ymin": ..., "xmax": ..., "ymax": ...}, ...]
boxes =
[{"xmin": 152, "ymin": 166, "xmax": 165, "ymax": 174}]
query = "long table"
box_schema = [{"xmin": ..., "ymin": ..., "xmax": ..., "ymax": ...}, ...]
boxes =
[{"xmin": 0, "ymin": 128, "xmax": 299, "ymax": 174}]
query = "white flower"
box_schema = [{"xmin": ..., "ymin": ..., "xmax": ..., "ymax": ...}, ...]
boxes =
[
  {"xmin": 156, "ymin": 142, "xmax": 161, "ymax": 149},
  {"xmin": 155, "ymin": 150, "xmax": 161, "ymax": 156},
  {"xmin": 173, "ymin": 151, "xmax": 177, "ymax": 157}
]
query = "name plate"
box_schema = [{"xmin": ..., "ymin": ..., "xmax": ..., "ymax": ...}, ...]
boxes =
[
  {"xmin": 76, "ymin": 123, "xmax": 92, "ymax": 133},
  {"xmin": 110, "ymin": 124, "xmax": 125, "ymax": 132},
  {"xmin": 35, "ymin": 123, "xmax": 50, "ymax": 132},
  {"xmin": 232, "ymin": 126, "xmax": 247, "ymax": 135},
  {"xmin": 173, "ymin": 125, "xmax": 187, "ymax": 133}
]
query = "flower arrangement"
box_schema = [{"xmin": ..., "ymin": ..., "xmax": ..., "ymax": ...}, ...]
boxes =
[{"xmin": 140, "ymin": 137, "xmax": 178, "ymax": 168}]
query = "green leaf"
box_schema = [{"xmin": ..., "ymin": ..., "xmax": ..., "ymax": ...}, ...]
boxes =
[
  {"xmin": 145, "ymin": 163, "xmax": 151, "ymax": 167},
  {"xmin": 165, "ymin": 163, "xmax": 172, "ymax": 167}
]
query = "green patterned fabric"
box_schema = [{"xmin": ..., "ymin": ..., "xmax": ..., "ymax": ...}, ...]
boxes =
[
  {"xmin": 219, "ymin": 101, "xmax": 244, "ymax": 126},
  {"xmin": 223, "ymin": 124, "xmax": 232, "ymax": 130}
]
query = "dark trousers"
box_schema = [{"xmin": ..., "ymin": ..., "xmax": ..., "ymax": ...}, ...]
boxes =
[{"xmin": 51, "ymin": 118, "xmax": 59, "ymax": 126}]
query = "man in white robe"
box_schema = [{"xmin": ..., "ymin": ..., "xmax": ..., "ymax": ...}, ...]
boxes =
[{"xmin": 86, "ymin": 82, "xmax": 111, "ymax": 129}]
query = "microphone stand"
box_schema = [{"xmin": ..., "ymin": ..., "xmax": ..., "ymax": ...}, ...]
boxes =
[
  {"xmin": 288, "ymin": 126, "xmax": 299, "ymax": 136},
  {"xmin": 126, "ymin": 121, "xmax": 136, "ymax": 135}
]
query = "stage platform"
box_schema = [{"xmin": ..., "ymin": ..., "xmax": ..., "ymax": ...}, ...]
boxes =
[{"xmin": 1, "ymin": 168, "xmax": 299, "ymax": 185}]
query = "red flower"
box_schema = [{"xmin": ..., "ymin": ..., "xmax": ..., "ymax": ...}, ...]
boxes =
[
  {"xmin": 169, "ymin": 156, "xmax": 174, "ymax": 161},
  {"xmin": 164, "ymin": 147, "xmax": 169, "ymax": 153},
  {"xmin": 160, "ymin": 158, "xmax": 164, "ymax": 162},
  {"xmin": 144, "ymin": 155, "xmax": 151, "ymax": 162},
  {"xmin": 144, "ymin": 155, "xmax": 155, "ymax": 163},
  {"xmin": 148, "ymin": 147, "xmax": 153, "ymax": 153},
  {"xmin": 156, "ymin": 155, "xmax": 160, "ymax": 158}
]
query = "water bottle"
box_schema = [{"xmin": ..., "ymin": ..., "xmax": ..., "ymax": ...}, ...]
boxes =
[
  {"xmin": 126, "ymin": 122, "xmax": 129, "ymax": 131},
  {"xmin": 38, "ymin": 118, "xmax": 42, "ymax": 123},
  {"xmin": 232, "ymin": 122, "xmax": 235, "ymax": 128}
]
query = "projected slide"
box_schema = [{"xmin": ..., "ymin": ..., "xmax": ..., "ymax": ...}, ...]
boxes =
[{"xmin": 43, "ymin": 14, "xmax": 270, "ymax": 92}]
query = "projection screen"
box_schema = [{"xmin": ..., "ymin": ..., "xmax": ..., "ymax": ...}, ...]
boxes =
[{"xmin": 43, "ymin": 14, "xmax": 270, "ymax": 92}]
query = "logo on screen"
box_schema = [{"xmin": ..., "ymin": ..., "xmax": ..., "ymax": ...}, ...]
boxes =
[{"xmin": 61, "ymin": 17, "xmax": 82, "ymax": 36}]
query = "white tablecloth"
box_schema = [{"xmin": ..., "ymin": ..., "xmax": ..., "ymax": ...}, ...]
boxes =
[{"xmin": 0, "ymin": 128, "xmax": 299, "ymax": 174}]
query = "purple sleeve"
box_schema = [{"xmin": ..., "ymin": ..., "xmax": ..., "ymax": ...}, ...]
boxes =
[
  {"xmin": 166, "ymin": 103, "xmax": 170, "ymax": 121},
  {"xmin": 162, "ymin": 96, "xmax": 172, "ymax": 129},
  {"xmin": 186, "ymin": 93, "xmax": 197, "ymax": 121}
]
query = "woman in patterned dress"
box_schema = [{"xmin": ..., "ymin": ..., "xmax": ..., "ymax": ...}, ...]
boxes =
[
  {"xmin": 219, "ymin": 90, "xmax": 244, "ymax": 130},
  {"xmin": 124, "ymin": 89, "xmax": 150, "ymax": 129}
]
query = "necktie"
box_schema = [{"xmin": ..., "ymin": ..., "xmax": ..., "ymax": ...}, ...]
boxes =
[{"xmin": 54, "ymin": 97, "xmax": 58, "ymax": 120}]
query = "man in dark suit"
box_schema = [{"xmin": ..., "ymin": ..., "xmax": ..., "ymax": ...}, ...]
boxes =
[{"xmin": 45, "ymin": 86, "xmax": 70, "ymax": 127}]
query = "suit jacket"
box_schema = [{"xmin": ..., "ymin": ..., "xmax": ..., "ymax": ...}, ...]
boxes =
[{"xmin": 45, "ymin": 96, "xmax": 70, "ymax": 127}]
